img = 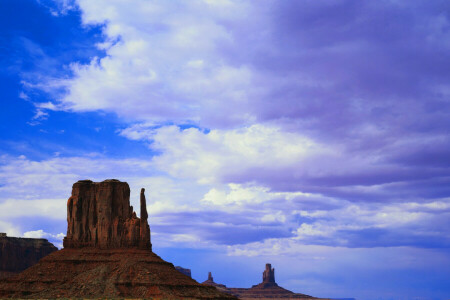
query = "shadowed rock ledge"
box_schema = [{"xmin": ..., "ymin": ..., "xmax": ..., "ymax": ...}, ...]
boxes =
[{"xmin": 0, "ymin": 234, "xmax": 57, "ymax": 279}]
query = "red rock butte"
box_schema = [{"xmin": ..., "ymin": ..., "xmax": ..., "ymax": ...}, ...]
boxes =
[
  {"xmin": 63, "ymin": 179, "xmax": 151, "ymax": 249},
  {"xmin": 0, "ymin": 179, "xmax": 236, "ymax": 300}
]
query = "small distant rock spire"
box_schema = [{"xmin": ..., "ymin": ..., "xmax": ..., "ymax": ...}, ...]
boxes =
[{"xmin": 202, "ymin": 271, "xmax": 228, "ymax": 289}]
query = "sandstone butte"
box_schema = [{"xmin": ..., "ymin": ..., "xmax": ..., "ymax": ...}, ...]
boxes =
[
  {"xmin": 0, "ymin": 179, "xmax": 236, "ymax": 300},
  {"xmin": 202, "ymin": 264, "xmax": 332, "ymax": 300},
  {"xmin": 0, "ymin": 234, "xmax": 57, "ymax": 280}
]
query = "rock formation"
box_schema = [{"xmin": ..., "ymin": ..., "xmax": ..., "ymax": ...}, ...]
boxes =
[
  {"xmin": 203, "ymin": 264, "xmax": 325, "ymax": 299},
  {"xmin": 175, "ymin": 266, "xmax": 192, "ymax": 278},
  {"xmin": 259, "ymin": 263, "xmax": 277, "ymax": 288},
  {"xmin": 139, "ymin": 188, "xmax": 151, "ymax": 249},
  {"xmin": 0, "ymin": 179, "xmax": 235, "ymax": 299},
  {"xmin": 63, "ymin": 179, "xmax": 151, "ymax": 249},
  {"xmin": 202, "ymin": 272, "xmax": 229, "ymax": 293},
  {"xmin": 0, "ymin": 234, "xmax": 57, "ymax": 279}
]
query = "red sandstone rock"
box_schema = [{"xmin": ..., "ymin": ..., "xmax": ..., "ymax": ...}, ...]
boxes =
[
  {"xmin": 0, "ymin": 179, "xmax": 236, "ymax": 299},
  {"xmin": 0, "ymin": 234, "xmax": 57, "ymax": 278},
  {"xmin": 63, "ymin": 179, "xmax": 151, "ymax": 249}
]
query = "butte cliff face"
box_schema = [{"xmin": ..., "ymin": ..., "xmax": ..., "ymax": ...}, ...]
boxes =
[
  {"xmin": 0, "ymin": 179, "xmax": 235, "ymax": 300},
  {"xmin": 63, "ymin": 179, "xmax": 151, "ymax": 249},
  {"xmin": 0, "ymin": 234, "xmax": 57, "ymax": 279}
]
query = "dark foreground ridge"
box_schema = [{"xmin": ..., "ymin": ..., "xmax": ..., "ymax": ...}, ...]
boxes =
[
  {"xmin": 0, "ymin": 234, "xmax": 57, "ymax": 280},
  {"xmin": 0, "ymin": 179, "xmax": 236, "ymax": 299}
]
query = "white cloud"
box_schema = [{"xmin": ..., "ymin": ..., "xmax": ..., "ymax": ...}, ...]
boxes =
[
  {"xmin": 261, "ymin": 211, "xmax": 286, "ymax": 224},
  {"xmin": 150, "ymin": 124, "xmax": 330, "ymax": 185},
  {"xmin": 0, "ymin": 220, "xmax": 22, "ymax": 237},
  {"xmin": 201, "ymin": 184, "xmax": 272, "ymax": 206},
  {"xmin": 132, "ymin": 176, "xmax": 210, "ymax": 215},
  {"xmin": 0, "ymin": 199, "xmax": 66, "ymax": 219},
  {"xmin": 23, "ymin": 229, "xmax": 65, "ymax": 240},
  {"xmin": 35, "ymin": 0, "xmax": 261, "ymax": 128},
  {"xmin": 0, "ymin": 155, "xmax": 154, "ymax": 200},
  {"xmin": 118, "ymin": 123, "xmax": 158, "ymax": 141}
]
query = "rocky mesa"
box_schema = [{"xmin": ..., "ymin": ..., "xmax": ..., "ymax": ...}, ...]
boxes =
[{"xmin": 0, "ymin": 234, "xmax": 57, "ymax": 279}]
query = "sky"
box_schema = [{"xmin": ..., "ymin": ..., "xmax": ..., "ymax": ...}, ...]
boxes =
[{"xmin": 0, "ymin": 0, "xmax": 450, "ymax": 299}]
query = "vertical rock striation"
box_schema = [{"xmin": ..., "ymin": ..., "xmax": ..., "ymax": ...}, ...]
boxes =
[{"xmin": 63, "ymin": 179, "xmax": 151, "ymax": 250}]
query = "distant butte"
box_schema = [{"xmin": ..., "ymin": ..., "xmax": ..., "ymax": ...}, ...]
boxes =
[
  {"xmin": 0, "ymin": 233, "xmax": 57, "ymax": 279},
  {"xmin": 0, "ymin": 179, "xmax": 236, "ymax": 299},
  {"xmin": 202, "ymin": 271, "xmax": 229, "ymax": 293},
  {"xmin": 203, "ymin": 263, "xmax": 330, "ymax": 299}
]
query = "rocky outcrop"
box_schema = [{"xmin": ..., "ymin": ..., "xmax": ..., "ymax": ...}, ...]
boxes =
[
  {"xmin": 0, "ymin": 234, "xmax": 57, "ymax": 279},
  {"xmin": 256, "ymin": 263, "xmax": 278, "ymax": 288},
  {"xmin": 63, "ymin": 179, "xmax": 151, "ymax": 249},
  {"xmin": 0, "ymin": 179, "xmax": 235, "ymax": 300},
  {"xmin": 202, "ymin": 272, "xmax": 229, "ymax": 293},
  {"xmin": 175, "ymin": 266, "xmax": 192, "ymax": 278},
  {"xmin": 203, "ymin": 264, "xmax": 321, "ymax": 299}
]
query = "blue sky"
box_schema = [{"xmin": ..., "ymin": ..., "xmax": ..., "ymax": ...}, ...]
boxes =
[{"xmin": 1, "ymin": 1, "xmax": 450, "ymax": 299}]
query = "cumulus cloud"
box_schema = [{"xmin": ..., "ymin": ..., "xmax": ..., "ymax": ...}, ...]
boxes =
[
  {"xmin": 118, "ymin": 124, "xmax": 450, "ymax": 207},
  {"xmin": 24, "ymin": 0, "xmax": 449, "ymax": 205},
  {"xmin": 31, "ymin": 0, "xmax": 449, "ymax": 139},
  {"xmin": 38, "ymin": 0, "xmax": 257, "ymax": 127},
  {"xmin": 0, "ymin": 154, "xmax": 154, "ymax": 200},
  {"xmin": 0, "ymin": 199, "xmax": 66, "ymax": 219},
  {"xmin": 0, "ymin": 220, "xmax": 22, "ymax": 238},
  {"xmin": 150, "ymin": 124, "xmax": 331, "ymax": 185}
]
